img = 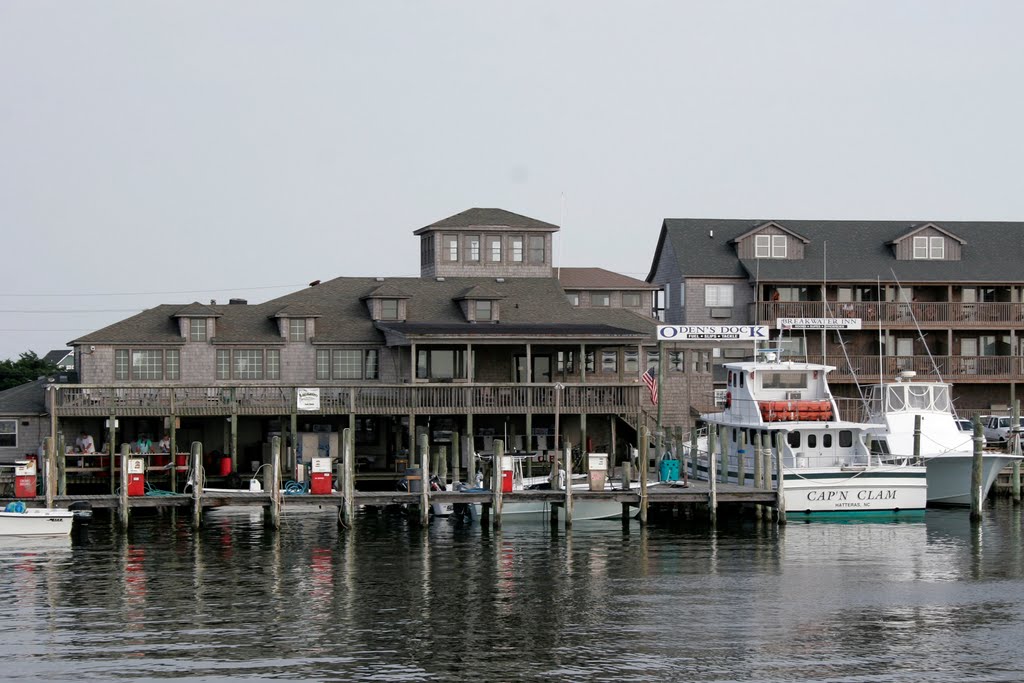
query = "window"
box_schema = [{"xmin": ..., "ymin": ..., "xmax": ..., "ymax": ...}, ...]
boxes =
[
  {"xmin": 266, "ymin": 349, "xmax": 280, "ymax": 380},
  {"xmin": 334, "ymin": 350, "xmax": 362, "ymax": 379},
  {"xmin": 567, "ymin": 292, "xmax": 580, "ymax": 306},
  {"xmin": 669, "ymin": 351, "xmax": 684, "ymax": 372},
  {"xmin": 592, "ymin": 293, "xmax": 610, "ymax": 307},
  {"xmin": 475, "ymin": 300, "xmax": 493, "ymax": 321},
  {"xmin": 234, "ymin": 350, "xmax": 263, "ymax": 380},
  {"xmin": 705, "ymin": 284, "xmax": 734, "ymax": 307},
  {"xmin": 444, "ymin": 234, "xmax": 459, "ymax": 261},
  {"xmin": 466, "ymin": 235, "xmax": 480, "ymax": 261},
  {"xmin": 317, "ymin": 349, "xmax": 380, "ymax": 380},
  {"xmin": 912, "ymin": 236, "xmax": 928, "ymax": 259},
  {"xmin": 808, "ymin": 434, "xmax": 817, "ymax": 448},
  {"xmin": 380, "ymin": 299, "xmax": 399, "ymax": 320},
  {"xmin": 528, "ymin": 235, "xmax": 545, "ymax": 264},
  {"xmin": 601, "ymin": 350, "xmax": 617, "ymax": 373},
  {"xmin": 624, "ymin": 349, "xmax": 639, "ymax": 373},
  {"xmin": 839, "ymin": 431, "xmax": 853, "ymax": 448},
  {"xmin": 289, "ymin": 319, "xmax": 306, "ymax": 342},
  {"xmin": 166, "ymin": 349, "xmax": 180, "ymax": 380},
  {"xmin": 487, "ymin": 235, "xmax": 502, "ymax": 262},
  {"xmin": 0, "ymin": 420, "xmax": 15, "ymax": 448},
  {"xmin": 217, "ymin": 349, "xmax": 231, "ymax": 380},
  {"xmin": 761, "ymin": 372, "xmax": 808, "ymax": 389},
  {"xmin": 622, "ymin": 292, "xmax": 641, "ymax": 307},
  {"xmin": 929, "ymin": 236, "xmax": 944, "ymax": 259},
  {"xmin": 115, "ymin": 349, "xmax": 130, "ymax": 380},
  {"xmin": 585, "ymin": 351, "xmax": 595, "ymax": 373},
  {"xmin": 823, "ymin": 434, "xmax": 832, "ymax": 448},
  {"xmin": 556, "ymin": 351, "xmax": 575, "ymax": 373},
  {"xmin": 190, "ymin": 318, "xmax": 207, "ymax": 342},
  {"xmin": 755, "ymin": 235, "xmax": 771, "ymax": 258},
  {"xmin": 511, "ymin": 236, "xmax": 524, "ymax": 262},
  {"xmin": 132, "ymin": 350, "xmax": 164, "ymax": 380},
  {"xmin": 417, "ymin": 349, "xmax": 465, "ymax": 380},
  {"xmin": 647, "ymin": 348, "xmax": 659, "ymax": 372},
  {"xmin": 788, "ymin": 431, "xmax": 801, "ymax": 448}
]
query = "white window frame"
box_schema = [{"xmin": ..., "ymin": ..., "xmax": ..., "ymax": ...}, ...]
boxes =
[
  {"xmin": 912, "ymin": 236, "xmax": 929, "ymax": 259},
  {"xmin": 567, "ymin": 292, "xmax": 580, "ymax": 306},
  {"xmin": 0, "ymin": 419, "xmax": 16, "ymax": 448},
  {"xmin": 190, "ymin": 318, "xmax": 207, "ymax": 342},
  {"xmin": 289, "ymin": 319, "xmax": 306, "ymax": 342},
  {"xmin": 444, "ymin": 234, "xmax": 459, "ymax": 262},
  {"xmin": 929, "ymin": 236, "xmax": 945, "ymax": 259},
  {"xmin": 772, "ymin": 234, "xmax": 787, "ymax": 258},
  {"xmin": 380, "ymin": 299, "xmax": 399, "ymax": 321},
  {"xmin": 754, "ymin": 234, "xmax": 771, "ymax": 258},
  {"xmin": 511, "ymin": 236, "xmax": 524, "ymax": 263},
  {"xmin": 705, "ymin": 284, "xmax": 734, "ymax": 307},
  {"xmin": 466, "ymin": 235, "xmax": 480, "ymax": 262}
]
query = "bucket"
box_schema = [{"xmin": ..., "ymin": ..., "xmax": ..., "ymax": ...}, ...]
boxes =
[
  {"xmin": 219, "ymin": 455, "xmax": 232, "ymax": 477},
  {"xmin": 659, "ymin": 459, "xmax": 680, "ymax": 482}
]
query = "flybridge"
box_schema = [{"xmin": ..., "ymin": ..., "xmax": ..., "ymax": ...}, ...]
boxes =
[{"xmin": 657, "ymin": 325, "xmax": 769, "ymax": 341}]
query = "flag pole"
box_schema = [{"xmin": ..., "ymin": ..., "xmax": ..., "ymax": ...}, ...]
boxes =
[{"xmin": 656, "ymin": 339, "xmax": 664, "ymax": 440}]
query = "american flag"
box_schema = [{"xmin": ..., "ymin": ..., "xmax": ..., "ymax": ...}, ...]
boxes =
[{"xmin": 642, "ymin": 366, "xmax": 658, "ymax": 405}]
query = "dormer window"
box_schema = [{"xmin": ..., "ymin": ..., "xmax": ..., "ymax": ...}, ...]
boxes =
[
  {"xmin": 289, "ymin": 319, "xmax": 306, "ymax": 342},
  {"xmin": 913, "ymin": 236, "xmax": 944, "ymax": 259},
  {"xmin": 511, "ymin": 236, "xmax": 524, "ymax": 262},
  {"xmin": 528, "ymin": 235, "xmax": 545, "ymax": 264},
  {"xmin": 475, "ymin": 300, "xmax": 493, "ymax": 321},
  {"xmin": 190, "ymin": 319, "xmax": 207, "ymax": 342},
  {"xmin": 380, "ymin": 299, "xmax": 400, "ymax": 320},
  {"xmin": 443, "ymin": 234, "xmax": 459, "ymax": 261},
  {"xmin": 466, "ymin": 235, "xmax": 480, "ymax": 261},
  {"xmin": 755, "ymin": 234, "xmax": 787, "ymax": 259}
]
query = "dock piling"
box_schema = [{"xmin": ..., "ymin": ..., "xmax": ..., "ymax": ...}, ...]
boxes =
[
  {"xmin": 191, "ymin": 441, "xmax": 204, "ymax": 529},
  {"xmin": 564, "ymin": 442, "xmax": 573, "ymax": 528},
  {"xmin": 971, "ymin": 415, "xmax": 984, "ymax": 522},
  {"xmin": 119, "ymin": 444, "xmax": 130, "ymax": 528},
  {"xmin": 493, "ymin": 439, "xmax": 504, "ymax": 529},
  {"xmin": 1012, "ymin": 400, "xmax": 1021, "ymax": 505}
]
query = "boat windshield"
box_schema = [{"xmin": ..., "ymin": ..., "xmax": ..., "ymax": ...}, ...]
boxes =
[
  {"xmin": 884, "ymin": 384, "xmax": 949, "ymax": 413},
  {"xmin": 761, "ymin": 372, "xmax": 808, "ymax": 390}
]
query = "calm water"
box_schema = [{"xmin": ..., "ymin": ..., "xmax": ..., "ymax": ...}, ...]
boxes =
[{"xmin": 2, "ymin": 502, "xmax": 1024, "ymax": 682}]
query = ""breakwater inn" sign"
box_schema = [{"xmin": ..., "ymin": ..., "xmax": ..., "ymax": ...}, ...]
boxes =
[{"xmin": 776, "ymin": 318, "xmax": 863, "ymax": 330}]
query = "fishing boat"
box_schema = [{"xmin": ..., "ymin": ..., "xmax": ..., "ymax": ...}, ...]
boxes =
[
  {"xmin": 0, "ymin": 502, "xmax": 75, "ymax": 536},
  {"xmin": 862, "ymin": 372, "xmax": 1022, "ymax": 506},
  {"xmin": 688, "ymin": 354, "xmax": 928, "ymax": 515}
]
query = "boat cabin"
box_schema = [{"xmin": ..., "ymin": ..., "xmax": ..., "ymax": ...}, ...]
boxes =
[{"xmin": 721, "ymin": 360, "xmax": 838, "ymax": 426}]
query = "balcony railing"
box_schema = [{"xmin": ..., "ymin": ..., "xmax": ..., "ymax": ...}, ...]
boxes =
[
  {"xmin": 757, "ymin": 301, "xmax": 1024, "ymax": 326},
  {"xmin": 53, "ymin": 383, "xmax": 642, "ymax": 418},
  {"xmin": 806, "ymin": 355, "xmax": 1022, "ymax": 382}
]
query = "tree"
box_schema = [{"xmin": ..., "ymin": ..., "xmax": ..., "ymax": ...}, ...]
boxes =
[{"xmin": 0, "ymin": 352, "xmax": 61, "ymax": 392}]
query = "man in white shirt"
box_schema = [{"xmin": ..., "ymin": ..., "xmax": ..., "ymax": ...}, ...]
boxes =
[{"xmin": 76, "ymin": 431, "xmax": 96, "ymax": 454}]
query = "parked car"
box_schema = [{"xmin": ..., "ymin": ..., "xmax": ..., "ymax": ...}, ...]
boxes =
[
  {"xmin": 955, "ymin": 418, "xmax": 987, "ymax": 447},
  {"xmin": 982, "ymin": 415, "xmax": 1024, "ymax": 445}
]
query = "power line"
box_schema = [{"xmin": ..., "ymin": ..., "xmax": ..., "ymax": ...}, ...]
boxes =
[{"xmin": 0, "ymin": 283, "xmax": 306, "ymax": 298}]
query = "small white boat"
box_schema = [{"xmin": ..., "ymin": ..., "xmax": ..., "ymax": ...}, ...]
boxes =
[
  {"xmin": 0, "ymin": 504, "xmax": 75, "ymax": 536},
  {"xmin": 863, "ymin": 373, "xmax": 1022, "ymax": 506},
  {"xmin": 688, "ymin": 355, "xmax": 928, "ymax": 516}
]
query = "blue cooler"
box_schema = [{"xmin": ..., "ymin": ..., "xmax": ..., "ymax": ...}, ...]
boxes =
[{"xmin": 659, "ymin": 458, "xmax": 680, "ymax": 482}]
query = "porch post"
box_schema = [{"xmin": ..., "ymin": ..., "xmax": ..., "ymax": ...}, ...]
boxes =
[
  {"xmin": 467, "ymin": 342, "xmax": 473, "ymax": 382},
  {"xmin": 108, "ymin": 413, "xmax": 117, "ymax": 495},
  {"xmin": 169, "ymin": 391, "xmax": 177, "ymax": 492},
  {"xmin": 580, "ymin": 344, "xmax": 586, "ymax": 383},
  {"xmin": 526, "ymin": 343, "xmax": 532, "ymax": 383},
  {"xmin": 411, "ymin": 343, "xmax": 417, "ymax": 383}
]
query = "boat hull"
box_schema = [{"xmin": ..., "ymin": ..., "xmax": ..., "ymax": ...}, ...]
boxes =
[
  {"xmin": 782, "ymin": 468, "xmax": 928, "ymax": 513},
  {"xmin": 0, "ymin": 509, "xmax": 75, "ymax": 536},
  {"xmin": 922, "ymin": 454, "xmax": 1020, "ymax": 506}
]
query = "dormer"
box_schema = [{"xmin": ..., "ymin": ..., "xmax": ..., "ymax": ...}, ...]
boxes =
[
  {"xmin": 414, "ymin": 208, "xmax": 559, "ymax": 279},
  {"xmin": 732, "ymin": 221, "xmax": 810, "ymax": 260},
  {"xmin": 172, "ymin": 302, "xmax": 222, "ymax": 342},
  {"xmin": 889, "ymin": 223, "xmax": 964, "ymax": 261},
  {"xmin": 272, "ymin": 304, "xmax": 321, "ymax": 342},
  {"xmin": 454, "ymin": 285, "xmax": 505, "ymax": 323},
  {"xmin": 361, "ymin": 284, "xmax": 411, "ymax": 322}
]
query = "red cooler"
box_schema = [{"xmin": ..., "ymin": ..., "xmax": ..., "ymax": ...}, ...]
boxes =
[
  {"xmin": 127, "ymin": 457, "xmax": 145, "ymax": 496},
  {"xmin": 310, "ymin": 457, "xmax": 332, "ymax": 494},
  {"xmin": 14, "ymin": 461, "xmax": 36, "ymax": 499}
]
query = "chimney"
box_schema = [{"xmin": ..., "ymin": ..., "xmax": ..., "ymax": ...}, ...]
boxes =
[
  {"xmin": 229, "ymin": 298, "xmax": 247, "ymax": 305},
  {"xmin": 210, "ymin": 299, "xmax": 217, "ymax": 305}
]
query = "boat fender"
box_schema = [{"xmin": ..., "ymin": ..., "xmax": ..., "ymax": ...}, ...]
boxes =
[{"xmin": 5, "ymin": 501, "xmax": 26, "ymax": 514}]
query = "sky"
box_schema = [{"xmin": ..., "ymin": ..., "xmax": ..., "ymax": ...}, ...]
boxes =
[{"xmin": 1, "ymin": 1, "xmax": 1023, "ymax": 362}]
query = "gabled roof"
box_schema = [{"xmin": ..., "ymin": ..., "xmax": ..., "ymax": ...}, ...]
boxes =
[
  {"xmin": 557, "ymin": 267, "xmax": 658, "ymax": 290},
  {"xmin": 453, "ymin": 285, "xmax": 505, "ymax": 301},
  {"xmin": 731, "ymin": 221, "xmax": 810, "ymax": 244},
  {"xmin": 648, "ymin": 219, "xmax": 1024, "ymax": 284},
  {"xmin": 173, "ymin": 302, "xmax": 223, "ymax": 318},
  {"xmin": 42, "ymin": 350, "xmax": 72, "ymax": 365},
  {"xmin": 360, "ymin": 284, "xmax": 413, "ymax": 300},
  {"xmin": 413, "ymin": 208, "xmax": 559, "ymax": 235},
  {"xmin": 888, "ymin": 223, "xmax": 967, "ymax": 245},
  {"xmin": 0, "ymin": 378, "xmax": 49, "ymax": 415},
  {"xmin": 272, "ymin": 304, "xmax": 322, "ymax": 319}
]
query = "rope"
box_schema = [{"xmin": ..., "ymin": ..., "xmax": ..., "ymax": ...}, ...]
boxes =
[{"xmin": 284, "ymin": 480, "xmax": 307, "ymax": 495}]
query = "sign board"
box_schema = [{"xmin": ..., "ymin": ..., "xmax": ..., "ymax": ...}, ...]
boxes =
[
  {"xmin": 657, "ymin": 325, "xmax": 769, "ymax": 341},
  {"xmin": 296, "ymin": 387, "xmax": 321, "ymax": 411},
  {"xmin": 777, "ymin": 318, "xmax": 863, "ymax": 330}
]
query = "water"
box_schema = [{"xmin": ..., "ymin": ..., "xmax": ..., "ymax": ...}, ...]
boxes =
[{"xmin": 2, "ymin": 503, "xmax": 1024, "ymax": 682}]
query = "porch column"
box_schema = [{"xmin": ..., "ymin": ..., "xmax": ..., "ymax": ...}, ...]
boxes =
[
  {"xmin": 580, "ymin": 344, "xmax": 586, "ymax": 383},
  {"xmin": 580, "ymin": 413, "xmax": 588, "ymax": 472},
  {"xmin": 526, "ymin": 343, "xmax": 532, "ymax": 383},
  {"xmin": 465, "ymin": 413, "xmax": 474, "ymax": 482},
  {"xmin": 108, "ymin": 413, "xmax": 117, "ymax": 495},
  {"xmin": 411, "ymin": 343, "xmax": 417, "ymax": 383},
  {"xmin": 467, "ymin": 342, "xmax": 474, "ymax": 382}
]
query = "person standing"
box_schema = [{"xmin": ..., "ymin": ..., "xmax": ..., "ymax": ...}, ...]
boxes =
[{"xmin": 76, "ymin": 430, "xmax": 96, "ymax": 454}]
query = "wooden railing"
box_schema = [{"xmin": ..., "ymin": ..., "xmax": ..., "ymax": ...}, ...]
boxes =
[
  {"xmin": 757, "ymin": 301, "xmax": 1024, "ymax": 326},
  {"xmin": 53, "ymin": 383, "xmax": 641, "ymax": 417},
  {"xmin": 807, "ymin": 355, "xmax": 1023, "ymax": 381}
]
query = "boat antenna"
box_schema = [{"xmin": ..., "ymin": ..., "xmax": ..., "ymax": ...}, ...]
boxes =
[
  {"xmin": 822, "ymin": 240, "xmax": 827, "ymax": 368},
  {"xmin": 822, "ymin": 275, "xmax": 867, "ymax": 415},
  {"xmin": 891, "ymin": 268, "xmax": 946, "ymax": 385}
]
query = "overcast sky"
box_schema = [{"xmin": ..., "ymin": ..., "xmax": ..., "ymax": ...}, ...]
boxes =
[{"xmin": 1, "ymin": 1, "xmax": 1022, "ymax": 362}]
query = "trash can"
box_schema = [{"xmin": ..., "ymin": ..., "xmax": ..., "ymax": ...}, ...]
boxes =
[
  {"xmin": 660, "ymin": 458, "xmax": 680, "ymax": 482},
  {"xmin": 587, "ymin": 453, "xmax": 609, "ymax": 491}
]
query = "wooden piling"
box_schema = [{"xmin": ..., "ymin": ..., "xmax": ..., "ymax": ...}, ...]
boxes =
[
  {"xmin": 753, "ymin": 431, "xmax": 762, "ymax": 490},
  {"xmin": 774, "ymin": 431, "xmax": 786, "ymax": 525},
  {"xmin": 119, "ymin": 444, "xmax": 130, "ymax": 529},
  {"xmin": 419, "ymin": 433, "xmax": 430, "ymax": 527},
  {"xmin": 708, "ymin": 425, "xmax": 717, "ymax": 524},
  {"xmin": 451, "ymin": 431, "xmax": 460, "ymax": 485},
  {"xmin": 689, "ymin": 427, "xmax": 698, "ymax": 481},
  {"xmin": 564, "ymin": 442, "xmax": 573, "ymax": 528},
  {"xmin": 639, "ymin": 429, "xmax": 649, "ymax": 526},
  {"xmin": 439, "ymin": 445, "xmax": 448, "ymax": 489},
  {"xmin": 738, "ymin": 429, "xmax": 747, "ymax": 487},
  {"xmin": 971, "ymin": 415, "xmax": 984, "ymax": 522},
  {"xmin": 191, "ymin": 441, "xmax": 204, "ymax": 529},
  {"xmin": 913, "ymin": 414, "xmax": 922, "ymax": 462},
  {"xmin": 621, "ymin": 461, "xmax": 632, "ymax": 522},
  {"xmin": 44, "ymin": 437, "xmax": 56, "ymax": 509},
  {"xmin": 493, "ymin": 439, "xmax": 504, "ymax": 529},
  {"xmin": 56, "ymin": 432, "xmax": 66, "ymax": 497},
  {"xmin": 1013, "ymin": 400, "xmax": 1021, "ymax": 505}
]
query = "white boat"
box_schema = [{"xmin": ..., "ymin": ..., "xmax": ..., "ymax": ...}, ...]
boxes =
[
  {"xmin": 862, "ymin": 373, "xmax": 1022, "ymax": 506},
  {"xmin": 0, "ymin": 504, "xmax": 75, "ymax": 536},
  {"xmin": 688, "ymin": 356, "xmax": 928, "ymax": 516}
]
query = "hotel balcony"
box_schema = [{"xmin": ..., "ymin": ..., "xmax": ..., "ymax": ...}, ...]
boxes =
[
  {"xmin": 52, "ymin": 383, "xmax": 642, "ymax": 419},
  {"xmin": 806, "ymin": 355, "xmax": 1023, "ymax": 383},
  {"xmin": 757, "ymin": 301, "xmax": 1024, "ymax": 327}
]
